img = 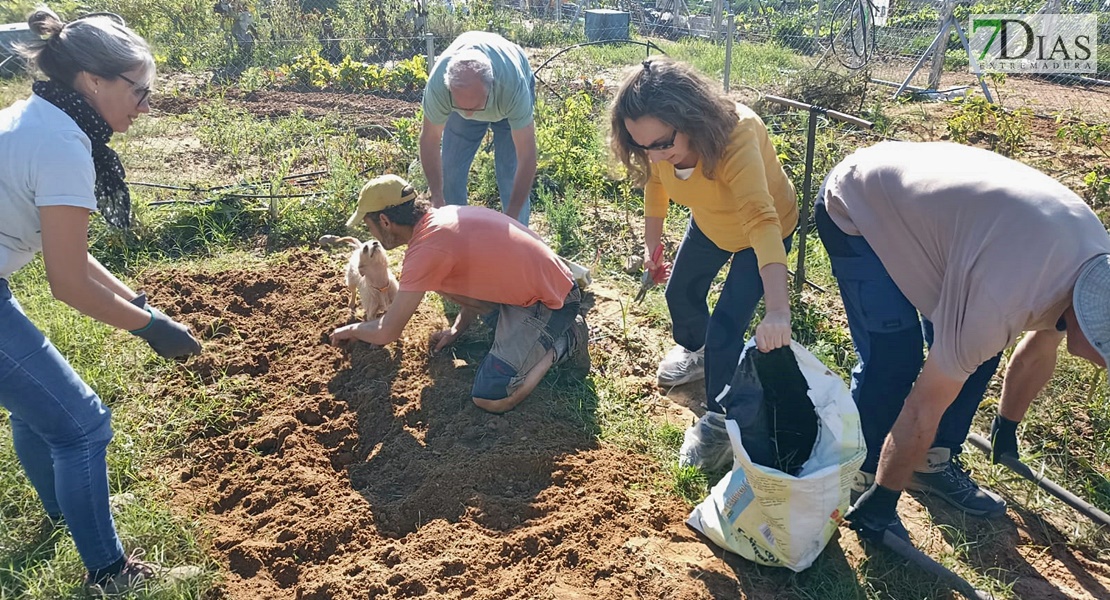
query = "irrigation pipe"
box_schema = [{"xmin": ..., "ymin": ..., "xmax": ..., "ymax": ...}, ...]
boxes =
[
  {"xmin": 131, "ymin": 168, "xmax": 331, "ymax": 193},
  {"xmin": 881, "ymin": 531, "xmax": 995, "ymax": 600},
  {"xmin": 966, "ymin": 433, "xmax": 1110, "ymax": 528},
  {"xmin": 532, "ymin": 39, "xmax": 665, "ymax": 100}
]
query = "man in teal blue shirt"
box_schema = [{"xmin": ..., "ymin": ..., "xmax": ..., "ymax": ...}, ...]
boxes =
[{"xmin": 419, "ymin": 31, "xmax": 536, "ymax": 225}]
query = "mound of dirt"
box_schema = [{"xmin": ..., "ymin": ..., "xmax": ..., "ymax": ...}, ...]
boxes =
[{"xmin": 139, "ymin": 249, "xmax": 746, "ymax": 599}]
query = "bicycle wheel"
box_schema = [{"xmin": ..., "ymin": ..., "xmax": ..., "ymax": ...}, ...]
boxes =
[{"xmin": 829, "ymin": 0, "xmax": 874, "ymax": 70}]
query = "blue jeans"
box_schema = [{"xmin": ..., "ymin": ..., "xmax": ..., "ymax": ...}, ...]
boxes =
[
  {"xmin": 813, "ymin": 201, "xmax": 1002, "ymax": 473},
  {"xmin": 441, "ymin": 110, "xmax": 533, "ymax": 227},
  {"xmin": 472, "ymin": 284, "xmax": 581, "ymax": 399},
  {"xmin": 665, "ymin": 218, "xmax": 794, "ymax": 413},
  {"xmin": 0, "ymin": 279, "xmax": 124, "ymax": 572}
]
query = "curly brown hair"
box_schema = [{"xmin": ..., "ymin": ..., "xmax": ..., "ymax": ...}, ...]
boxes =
[{"xmin": 608, "ymin": 57, "xmax": 739, "ymax": 187}]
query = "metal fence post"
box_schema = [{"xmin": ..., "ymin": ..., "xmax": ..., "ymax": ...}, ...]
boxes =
[
  {"xmin": 723, "ymin": 13, "xmax": 734, "ymax": 92},
  {"xmin": 927, "ymin": 0, "xmax": 955, "ymax": 90},
  {"xmin": 713, "ymin": 0, "xmax": 723, "ymax": 39},
  {"xmin": 761, "ymin": 95, "xmax": 874, "ymax": 294},
  {"xmin": 425, "ymin": 32, "xmax": 435, "ymax": 74}
]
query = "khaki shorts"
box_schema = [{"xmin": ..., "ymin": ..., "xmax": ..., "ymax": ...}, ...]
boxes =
[{"xmin": 471, "ymin": 284, "xmax": 581, "ymax": 400}]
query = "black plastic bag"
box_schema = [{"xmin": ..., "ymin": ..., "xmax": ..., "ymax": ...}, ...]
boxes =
[{"xmin": 721, "ymin": 346, "xmax": 819, "ymax": 476}]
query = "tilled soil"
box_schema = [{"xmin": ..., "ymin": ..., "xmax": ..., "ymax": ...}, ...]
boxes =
[
  {"xmin": 139, "ymin": 249, "xmax": 751, "ymax": 599},
  {"xmin": 138, "ymin": 248, "xmax": 1110, "ymax": 599},
  {"xmin": 154, "ymin": 89, "xmax": 419, "ymax": 125}
]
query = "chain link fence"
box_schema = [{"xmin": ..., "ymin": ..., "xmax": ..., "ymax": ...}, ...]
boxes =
[
  {"xmin": 2, "ymin": 1, "xmax": 1106, "ymax": 207},
  {"xmin": 495, "ymin": 0, "xmax": 1108, "ymax": 118}
]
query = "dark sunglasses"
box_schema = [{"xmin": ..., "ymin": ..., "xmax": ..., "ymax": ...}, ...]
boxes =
[
  {"xmin": 628, "ymin": 128, "xmax": 677, "ymax": 152},
  {"xmin": 117, "ymin": 73, "xmax": 151, "ymax": 107}
]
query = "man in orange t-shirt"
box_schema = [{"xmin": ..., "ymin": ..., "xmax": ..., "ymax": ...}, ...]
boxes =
[{"xmin": 329, "ymin": 174, "xmax": 590, "ymax": 413}]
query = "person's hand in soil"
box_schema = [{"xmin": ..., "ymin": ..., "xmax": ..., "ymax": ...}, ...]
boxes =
[
  {"xmin": 330, "ymin": 323, "xmax": 369, "ymax": 346},
  {"xmin": 129, "ymin": 293, "xmax": 202, "ymax": 359},
  {"xmin": 428, "ymin": 327, "xmax": 460, "ymax": 355}
]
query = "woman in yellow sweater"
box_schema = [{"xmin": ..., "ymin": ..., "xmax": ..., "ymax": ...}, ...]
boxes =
[{"xmin": 609, "ymin": 58, "xmax": 799, "ymax": 471}]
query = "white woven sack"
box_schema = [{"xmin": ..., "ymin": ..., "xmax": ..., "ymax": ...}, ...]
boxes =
[{"xmin": 687, "ymin": 341, "xmax": 866, "ymax": 572}]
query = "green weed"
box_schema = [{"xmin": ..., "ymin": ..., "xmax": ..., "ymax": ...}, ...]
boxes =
[
  {"xmin": 670, "ymin": 465, "xmax": 709, "ymax": 505},
  {"xmin": 946, "ymin": 92, "xmax": 1032, "ymax": 156}
]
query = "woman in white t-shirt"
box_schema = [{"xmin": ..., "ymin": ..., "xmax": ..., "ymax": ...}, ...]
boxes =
[{"xmin": 1, "ymin": 8, "xmax": 202, "ymax": 594}]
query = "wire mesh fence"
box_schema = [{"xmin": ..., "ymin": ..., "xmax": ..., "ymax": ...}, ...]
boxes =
[
  {"xmin": 2, "ymin": 0, "xmax": 1106, "ymax": 213},
  {"xmin": 494, "ymin": 0, "xmax": 1109, "ymax": 119}
]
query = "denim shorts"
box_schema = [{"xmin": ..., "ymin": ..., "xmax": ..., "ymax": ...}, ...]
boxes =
[{"xmin": 471, "ymin": 283, "xmax": 581, "ymax": 400}]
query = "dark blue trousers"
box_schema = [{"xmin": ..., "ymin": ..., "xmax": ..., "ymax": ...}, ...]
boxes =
[
  {"xmin": 814, "ymin": 201, "xmax": 1002, "ymax": 473},
  {"xmin": 665, "ymin": 218, "xmax": 793, "ymax": 413}
]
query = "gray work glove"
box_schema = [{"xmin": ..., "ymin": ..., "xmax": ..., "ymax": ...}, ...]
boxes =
[{"xmin": 128, "ymin": 293, "xmax": 202, "ymax": 359}]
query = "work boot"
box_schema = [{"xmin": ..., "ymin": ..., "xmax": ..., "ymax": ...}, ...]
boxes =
[
  {"xmin": 554, "ymin": 314, "xmax": 591, "ymax": 376},
  {"xmin": 907, "ymin": 447, "xmax": 1007, "ymax": 517},
  {"xmin": 85, "ymin": 550, "xmax": 202, "ymax": 597},
  {"xmin": 678, "ymin": 411, "xmax": 733, "ymax": 472},
  {"xmin": 850, "ymin": 470, "xmax": 875, "ymax": 505},
  {"xmin": 657, "ymin": 345, "xmax": 705, "ymax": 387}
]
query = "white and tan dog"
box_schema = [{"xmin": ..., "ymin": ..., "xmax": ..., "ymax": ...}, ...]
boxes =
[{"xmin": 319, "ymin": 235, "xmax": 399, "ymax": 321}]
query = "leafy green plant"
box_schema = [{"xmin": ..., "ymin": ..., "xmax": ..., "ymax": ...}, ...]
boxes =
[
  {"xmin": 546, "ymin": 186, "xmax": 585, "ymax": 256},
  {"xmin": 534, "ymin": 92, "xmax": 611, "ymax": 197},
  {"xmin": 336, "ymin": 56, "xmax": 385, "ymax": 90},
  {"xmin": 1082, "ymin": 166, "xmax": 1110, "ymax": 207},
  {"xmin": 946, "ymin": 92, "xmax": 1031, "ymax": 156},
  {"xmin": 1057, "ymin": 120, "xmax": 1109, "ymax": 157},
  {"xmin": 392, "ymin": 111, "xmax": 423, "ymax": 159},
  {"xmin": 278, "ymin": 52, "xmax": 426, "ymax": 95},
  {"xmin": 237, "ymin": 66, "xmax": 271, "ymax": 93},
  {"xmin": 1055, "ymin": 118, "xmax": 1109, "ymax": 206}
]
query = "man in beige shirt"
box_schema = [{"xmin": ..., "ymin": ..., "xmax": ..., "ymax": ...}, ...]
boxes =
[{"xmin": 816, "ymin": 142, "xmax": 1110, "ymax": 542}]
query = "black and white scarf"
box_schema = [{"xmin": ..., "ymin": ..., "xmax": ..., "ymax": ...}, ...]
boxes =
[{"xmin": 33, "ymin": 80, "xmax": 131, "ymax": 229}]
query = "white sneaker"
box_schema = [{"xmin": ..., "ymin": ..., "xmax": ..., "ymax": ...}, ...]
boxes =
[
  {"xmin": 678, "ymin": 412, "xmax": 733, "ymax": 471},
  {"xmin": 656, "ymin": 345, "xmax": 705, "ymax": 387},
  {"xmin": 85, "ymin": 550, "xmax": 203, "ymax": 597}
]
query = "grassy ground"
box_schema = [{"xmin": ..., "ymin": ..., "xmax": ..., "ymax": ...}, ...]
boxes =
[{"xmin": 1, "ymin": 29, "xmax": 1108, "ymax": 598}]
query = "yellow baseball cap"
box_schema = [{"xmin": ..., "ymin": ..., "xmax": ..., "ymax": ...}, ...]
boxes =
[{"xmin": 346, "ymin": 174, "xmax": 418, "ymax": 228}]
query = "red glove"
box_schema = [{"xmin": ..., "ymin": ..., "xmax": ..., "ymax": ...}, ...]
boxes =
[{"xmin": 646, "ymin": 244, "xmax": 671, "ymax": 284}]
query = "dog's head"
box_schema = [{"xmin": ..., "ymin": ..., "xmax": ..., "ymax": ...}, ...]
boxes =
[{"xmin": 357, "ymin": 240, "xmax": 393, "ymax": 287}]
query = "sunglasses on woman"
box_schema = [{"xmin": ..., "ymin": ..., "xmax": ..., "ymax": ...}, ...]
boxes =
[{"xmin": 628, "ymin": 128, "xmax": 677, "ymax": 152}]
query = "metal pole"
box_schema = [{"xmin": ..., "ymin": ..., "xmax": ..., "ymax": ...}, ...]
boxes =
[
  {"xmin": 761, "ymin": 95, "xmax": 873, "ymax": 293},
  {"xmin": 928, "ymin": 0, "xmax": 955, "ymax": 91},
  {"xmin": 794, "ymin": 109, "xmax": 818, "ymax": 294},
  {"xmin": 966, "ymin": 434, "xmax": 1110, "ymax": 528},
  {"xmin": 425, "ymin": 32, "xmax": 435, "ymax": 74},
  {"xmin": 723, "ymin": 13, "xmax": 734, "ymax": 92},
  {"xmin": 713, "ymin": 0, "xmax": 723, "ymax": 38},
  {"xmin": 951, "ymin": 16, "xmax": 995, "ymax": 103}
]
